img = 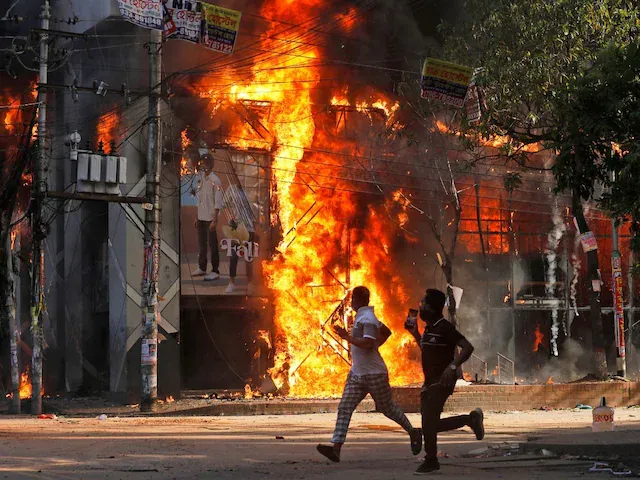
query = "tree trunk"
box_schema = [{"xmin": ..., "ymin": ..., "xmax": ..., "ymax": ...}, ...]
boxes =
[
  {"xmin": 1, "ymin": 212, "xmax": 20, "ymax": 413},
  {"xmin": 572, "ymin": 190, "xmax": 608, "ymax": 378}
]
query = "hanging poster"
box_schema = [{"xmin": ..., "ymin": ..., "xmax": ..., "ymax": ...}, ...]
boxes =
[
  {"xmin": 165, "ymin": 0, "xmax": 202, "ymax": 43},
  {"xmin": 465, "ymin": 80, "xmax": 482, "ymax": 123},
  {"xmin": 579, "ymin": 231, "xmax": 598, "ymax": 253},
  {"xmin": 201, "ymin": 2, "xmax": 242, "ymax": 54},
  {"xmin": 180, "ymin": 149, "xmax": 269, "ymax": 298},
  {"xmin": 141, "ymin": 338, "xmax": 158, "ymax": 366},
  {"xmin": 163, "ymin": 1, "xmax": 177, "ymax": 37},
  {"xmin": 421, "ymin": 58, "xmax": 473, "ymax": 108},
  {"xmin": 117, "ymin": 0, "xmax": 164, "ymax": 30}
]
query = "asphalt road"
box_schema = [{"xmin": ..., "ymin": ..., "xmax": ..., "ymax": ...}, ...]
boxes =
[{"xmin": 1, "ymin": 409, "xmax": 639, "ymax": 479}]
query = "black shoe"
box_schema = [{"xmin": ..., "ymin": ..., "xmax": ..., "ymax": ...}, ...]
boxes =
[
  {"xmin": 414, "ymin": 458, "xmax": 440, "ymax": 475},
  {"xmin": 317, "ymin": 444, "xmax": 340, "ymax": 463},
  {"xmin": 470, "ymin": 408, "xmax": 485, "ymax": 440},
  {"xmin": 410, "ymin": 428, "xmax": 423, "ymax": 455}
]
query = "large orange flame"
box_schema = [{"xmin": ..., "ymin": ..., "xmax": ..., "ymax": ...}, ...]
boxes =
[
  {"xmin": 16, "ymin": 366, "xmax": 44, "ymax": 400},
  {"xmin": 194, "ymin": 0, "xmax": 424, "ymax": 396}
]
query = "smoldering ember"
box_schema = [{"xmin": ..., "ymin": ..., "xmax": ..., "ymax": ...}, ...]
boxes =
[{"xmin": 1, "ymin": 0, "xmax": 640, "ymax": 478}]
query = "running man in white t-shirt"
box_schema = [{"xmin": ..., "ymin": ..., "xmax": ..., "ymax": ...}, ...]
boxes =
[
  {"xmin": 317, "ymin": 286, "xmax": 423, "ymax": 463},
  {"xmin": 190, "ymin": 151, "xmax": 224, "ymax": 281}
]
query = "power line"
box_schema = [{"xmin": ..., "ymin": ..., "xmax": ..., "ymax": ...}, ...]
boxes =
[{"xmin": 190, "ymin": 130, "xmax": 560, "ymax": 185}]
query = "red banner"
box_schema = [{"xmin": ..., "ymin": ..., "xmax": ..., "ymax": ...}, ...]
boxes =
[{"xmin": 612, "ymin": 251, "xmax": 626, "ymax": 359}]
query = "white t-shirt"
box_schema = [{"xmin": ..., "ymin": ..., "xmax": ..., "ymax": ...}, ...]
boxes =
[
  {"xmin": 350, "ymin": 306, "xmax": 388, "ymax": 376},
  {"xmin": 196, "ymin": 172, "xmax": 224, "ymax": 222}
]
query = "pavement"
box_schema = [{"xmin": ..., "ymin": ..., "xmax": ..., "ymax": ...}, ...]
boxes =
[{"xmin": 1, "ymin": 408, "xmax": 640, "ymax": 479}]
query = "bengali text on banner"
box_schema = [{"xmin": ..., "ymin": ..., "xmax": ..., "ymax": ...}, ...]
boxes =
[
  {"xmin": 201, "ymin": 2, "xmax": 242, "ymax": 54},
  {"xmin": 421, "ymin": 58, "xmax": 473, "ymax": 108},
  {"xmin": 164, "ymin": 0, "xmax": 202, "ymax": 43},
  {"xmin": 117, "ymin": 0, "xmax": 164, "ymax": 30}
]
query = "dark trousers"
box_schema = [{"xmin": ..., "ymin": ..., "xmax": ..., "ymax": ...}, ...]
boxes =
[
  {"xmin": 197, "ymin": 220, "xmax": 219, "ymax": 273},
  {"xmin": 421, "ymin": 383, "xmax": 471, "ymax": 460},
  {"xmin": 229, "ymin": 231, "xmax": 255, "ymax": 281}
]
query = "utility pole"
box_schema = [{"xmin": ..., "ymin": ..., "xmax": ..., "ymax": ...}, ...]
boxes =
[
  {"xmin": 30, "ymin": 0, "xmax": 50, "ymax": 416},
  {"xmin": 140, "ymin": 28, "xmax": 162, "ymax": 412},
  {"xmin": 611, "ymin": 173, "xmax": 626, "ymax": 377}
]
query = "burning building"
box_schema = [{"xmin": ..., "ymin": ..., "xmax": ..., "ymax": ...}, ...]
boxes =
[{"xmin": 1, "ymin": 0, "xmax": 638, "ymax": 404}]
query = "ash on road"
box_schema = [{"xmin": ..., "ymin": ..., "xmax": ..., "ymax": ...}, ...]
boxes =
[{"xmin": 1, "ymin": 409, "xmax": 639, "ymax": 479}]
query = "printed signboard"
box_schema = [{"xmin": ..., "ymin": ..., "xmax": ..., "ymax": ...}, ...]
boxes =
[
  {"xmin": 180, "ymin": 149, "xmax": 269, "ymax": 297},
  {"xmin": 117, "ymin": 0, "xmax": 164, "ymax": 30},
  {"xmin": 612, "ymin": 251, "xmax": 626, "ymax": 358},
  {"xmin": 201, "ymin": 3, "xmax": 242, "ymax": 54},
  {"xmin": 165, "ymin": 0, "xmax": 202, "ymax": 43},
  {"xmin": 421, "ymin": 58, "xmax": 474, "ymax": 107}
]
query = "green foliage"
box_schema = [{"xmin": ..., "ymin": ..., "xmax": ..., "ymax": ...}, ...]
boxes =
[
  {"xmin": 553, "ymin": 41, "xmax": 640, "ymax": 201},
  {"xmin": 442, "ymin": 0, "xmax": 640, "ymax": 266},
  {"xmin": 443, "ymin": 0, "xmax": 639, "ymax": 141},
  {"xmin": 581, "ymin": 42, "xmax": 640, "ymax": 267}
]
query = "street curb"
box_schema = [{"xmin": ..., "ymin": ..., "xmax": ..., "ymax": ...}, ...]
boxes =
[
  {"xmin": 519, "ymin": 440, "xmax": 640, "ymax": 458},
  {"xmin": 152, "ymin": 399, "xmax": 377, "ymax": 417}
]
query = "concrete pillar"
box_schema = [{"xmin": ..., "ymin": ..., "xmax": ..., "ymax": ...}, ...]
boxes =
[{"xmin": 108, "ymin": 98, "xmax": 180, "ymax": 401}]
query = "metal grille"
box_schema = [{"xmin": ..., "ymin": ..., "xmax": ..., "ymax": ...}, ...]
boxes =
[
  {"xmin": 465, "ymin": 354, "xmax": 488, "ymax": 383},
  {"xmin": 496, "ymin": 352, "xmax": 515, "ymax": 385}
]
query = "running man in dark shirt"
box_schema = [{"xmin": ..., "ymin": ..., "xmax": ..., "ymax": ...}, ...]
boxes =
[{"xmin": 405, "ymin": 288, "xmax": 485, "ymax": 475}]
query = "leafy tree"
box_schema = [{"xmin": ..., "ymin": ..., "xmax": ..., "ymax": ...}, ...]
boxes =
[
  {"xmin": 441, "ymin": 0, "xmax": 640, "ymax": 377},
  {"xmin": 552, "ymin": 40, "xmax": 640, "ymax": 372},
  {"xmin": 562, "ymin": 42, "xmax": 640, "ymax": 270}
]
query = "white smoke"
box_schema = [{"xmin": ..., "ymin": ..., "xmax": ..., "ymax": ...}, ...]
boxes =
[
  {"xmin": 539, "ymin": 338, "xmax": 590, "ymax": 382},
  {"xmin": 568, "ymin": 234, "xmax": 582, "ymax": 335},
  {"xmin": 545, "ymin": 206, "xmax": 566, "ymax": 356}
]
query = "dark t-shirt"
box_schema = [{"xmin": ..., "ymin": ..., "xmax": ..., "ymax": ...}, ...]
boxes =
[{"xmin": 421, "ymin": 318, "xmax": 464, "ymax": 385}]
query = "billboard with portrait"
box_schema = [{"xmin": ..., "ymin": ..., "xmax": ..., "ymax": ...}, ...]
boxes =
[{"xmin": 180, "ymin": 148, "xmax": 270, "ymax": 297}]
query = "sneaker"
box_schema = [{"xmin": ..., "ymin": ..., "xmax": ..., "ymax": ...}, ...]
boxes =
[
  {"xmin": 204, "ymin": 272, "xmax": 220, "ymax": 281},
  {"xmin": 414, "ymin": 458, "xmax": 440, "ymax": 475},
  {"xmin": 410, "ymin": 428, "xmax": 423, "ymax": 455},
  {"xmin": 470, "ymin": 408, "xmax": 485, "ymax": 440},
  {"xmin": 225, "ymin": 282, "xmax": 235, "ymax": 293},
  {"xmin": 191, "ymin": 268, "xmax": 206, "ymax": 277}
]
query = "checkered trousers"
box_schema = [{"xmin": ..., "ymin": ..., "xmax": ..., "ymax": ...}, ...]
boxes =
[{"xmin": 331, "ymin": 372, "xmax": 414, "ymax": 444}]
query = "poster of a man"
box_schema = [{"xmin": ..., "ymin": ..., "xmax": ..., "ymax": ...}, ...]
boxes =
[
  {"xmin": 180, "ymin": 147, "xmax": 268, "ymax": 297},
  {"xmin": 190, "ymin": 148, "xmax": 224, "ymax": 282}
]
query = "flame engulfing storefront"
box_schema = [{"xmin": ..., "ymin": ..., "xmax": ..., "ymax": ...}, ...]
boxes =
[{"xmin": 173, "ymin": 0, "xmax": 638, "ymax": 396}]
